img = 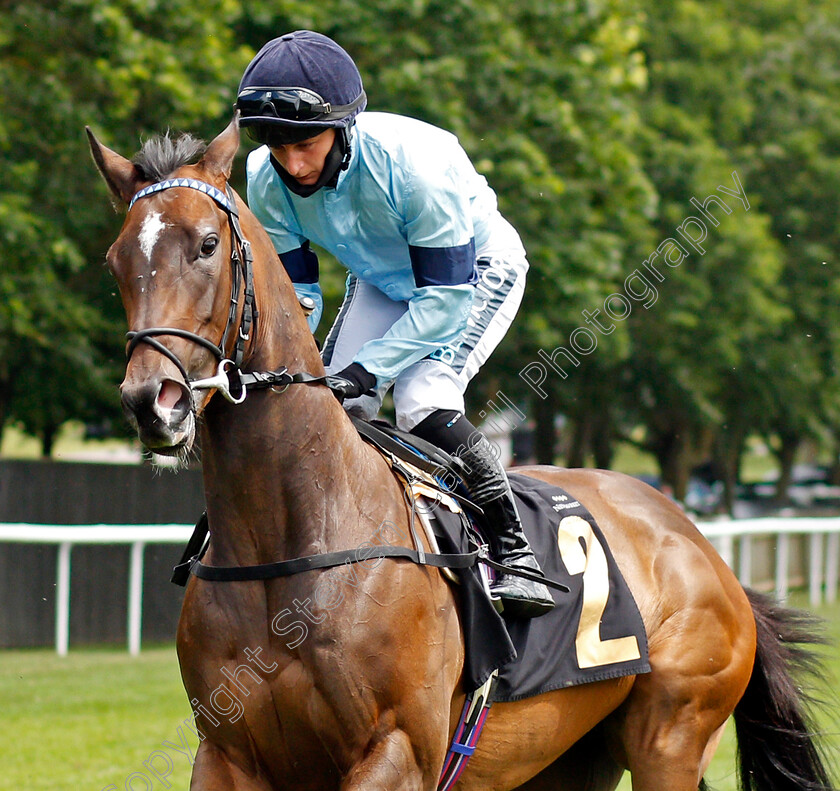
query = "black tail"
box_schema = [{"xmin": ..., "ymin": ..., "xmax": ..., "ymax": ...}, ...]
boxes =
[{"xmin": 733, "ymin": 589, "xmax": 836, "ymax": 791}]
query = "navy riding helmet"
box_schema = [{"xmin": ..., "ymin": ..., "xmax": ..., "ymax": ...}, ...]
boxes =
[{"xmin": 236, "ymin": 31, "xmax": 367, "ymax": 194}]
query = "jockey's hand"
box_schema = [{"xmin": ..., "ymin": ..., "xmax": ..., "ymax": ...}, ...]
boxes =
[{"xmin": 329, "ymin": 363, "xmax": 377, "ymax": 402}]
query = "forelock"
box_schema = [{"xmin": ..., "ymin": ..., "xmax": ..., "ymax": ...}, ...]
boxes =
[{"xmin": 132, "ymin": 132, "xmax": 207, "ymax": 183}]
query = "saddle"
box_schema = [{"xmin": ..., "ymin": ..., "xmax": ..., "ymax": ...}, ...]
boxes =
[{"xmin": 349, "ymin": 416, "xmax": 471, "ymax": 492}]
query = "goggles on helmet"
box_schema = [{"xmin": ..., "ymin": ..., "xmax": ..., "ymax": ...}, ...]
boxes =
[
  {"xmin": 237, "ymin": 86, "xmax": 366, "ymax": 123},
  {"xmin": 244, "ymin": 123, "xmax": 325, "ymax": 148}
]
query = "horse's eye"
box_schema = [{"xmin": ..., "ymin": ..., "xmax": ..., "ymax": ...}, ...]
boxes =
[{"xmin": 200, "ymin": 235, "xmax": 219, "ymax": 257}]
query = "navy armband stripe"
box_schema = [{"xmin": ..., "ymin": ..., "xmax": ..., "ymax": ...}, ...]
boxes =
[
  {"xmin": 409, "ymin": 241, "xmax": 477, "ymax": 287},
  {"xmin": 279, "ymin": 242, "xmax": 319, "ymax": 284}
]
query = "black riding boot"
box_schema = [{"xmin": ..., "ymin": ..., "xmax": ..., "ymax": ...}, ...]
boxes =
[{"xmin": 411, "ymin": 410, "xmax": 555, "ymax": 619}]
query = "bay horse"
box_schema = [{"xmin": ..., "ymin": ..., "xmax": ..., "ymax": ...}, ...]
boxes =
[{"xmin": 88, "ymin": 117, "xmax": 835, "ymax": 791}]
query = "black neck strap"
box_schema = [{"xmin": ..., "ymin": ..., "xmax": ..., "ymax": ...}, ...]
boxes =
[{"xmin": 173, "ymin": 514, "xmax": 566, "ymax": 592}]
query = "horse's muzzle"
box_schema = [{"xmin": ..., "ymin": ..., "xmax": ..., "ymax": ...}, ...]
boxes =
[{"xmin": 121, "ymin": 378, "xmax": 195, "ymax": 453}]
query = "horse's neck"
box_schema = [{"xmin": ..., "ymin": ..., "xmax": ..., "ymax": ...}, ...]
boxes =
[
  {"xmin": 200, "ymin": 389, "xmax": 364, "ymax": 564},
  {"xmin": 198, "ymin": 221, "xmax": 371, "ymax": 565}
]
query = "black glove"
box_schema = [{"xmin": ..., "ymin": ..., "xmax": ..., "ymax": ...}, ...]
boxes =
[{"xmin": 329, "ymin": 363, "xmax": 377, "ymax": 402}]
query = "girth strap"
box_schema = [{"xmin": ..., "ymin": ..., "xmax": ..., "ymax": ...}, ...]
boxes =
[{"xmin": 438, "ymin": 670, "xmax": 498, "ymax": 791}]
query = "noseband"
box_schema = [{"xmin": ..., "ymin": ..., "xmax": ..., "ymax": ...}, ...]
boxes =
[{"xmin": 126, "ymin": 179, "xmax": 257, "ymax": 403}]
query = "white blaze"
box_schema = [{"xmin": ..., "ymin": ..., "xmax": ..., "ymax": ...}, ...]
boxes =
[{"xmin": 138, "ymin": 211, "xmax": 166, "ymax": 262}]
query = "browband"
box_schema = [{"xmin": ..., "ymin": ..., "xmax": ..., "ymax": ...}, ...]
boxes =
[{"xmin": 129, "ymin": 178, "xmax": 235, "ymax": 213}]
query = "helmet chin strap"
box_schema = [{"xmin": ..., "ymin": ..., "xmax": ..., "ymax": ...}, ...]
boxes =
[{"xmin": 270, "ymin": 127, "xmax": 351, "ymax": 197}]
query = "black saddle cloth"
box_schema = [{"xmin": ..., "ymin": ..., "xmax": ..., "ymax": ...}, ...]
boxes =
[
  {"xmin": 351, "ymin": 417, "xmax": 650, "ymax": 700},
  {"xmin": 428, "ymin": 473, "xmax": 651, "ymax": 701}
]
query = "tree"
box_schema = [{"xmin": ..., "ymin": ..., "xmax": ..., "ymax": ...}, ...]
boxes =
[
  {"xmin": 5, "ymin": 0, "xmax": 840, "ymax": 481},
  {"xmin": 734, "ymin": 0, "xmax": 840, "ymax": 497},
  {"xmin": 624, "ymin": 0, "xmax": 794, "ymax": 499},
  {"xmin": 0, "ymin": 0, "xmax": 250, "ymax": 454}
]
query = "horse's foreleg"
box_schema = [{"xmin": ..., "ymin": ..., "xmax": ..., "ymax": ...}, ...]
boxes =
[
  {"xmin": 189, "ymin": 741, "xmax": 272, "ymax": 791},
  {"xmin": 340, "ymin": 727, "xmax": 440, "ymax": 791}
]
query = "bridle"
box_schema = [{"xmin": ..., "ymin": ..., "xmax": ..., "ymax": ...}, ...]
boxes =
[
  {"xmin": 125, "ymin": 178, "xmax": 256, "ymax": 403},
  {"xmin": 125, "ymin": 177, "xmax": 340, "ymax": 403}
]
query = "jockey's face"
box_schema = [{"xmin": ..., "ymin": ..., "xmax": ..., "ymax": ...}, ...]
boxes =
[{"xmin": 270, "ymin": 129, "xmax": 336, "ymax": 186}]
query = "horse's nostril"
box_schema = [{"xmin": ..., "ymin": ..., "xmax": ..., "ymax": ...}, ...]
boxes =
[
  {"xmin": 156, "ymin": 379, "xmax": 191, "ymax": 421},
  {"xmin": 158, "ymin": 380, "xmax": 186, "ymax": 411},
  {"xmin": 121, "ymin": 380, "xmax": 191, "ymax": 431},
  {"xmin": 119, "ymin": 378, "xmax": 194, "ymax": 453}
]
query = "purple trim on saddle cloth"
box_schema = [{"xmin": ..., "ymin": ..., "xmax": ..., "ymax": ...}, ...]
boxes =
[
  {"xmin": 129, "ymin": 178, "xmax": 235, "ymax": 213},
  {"xmin": 438, "ymin": 672, "xmax": 497, "ymax": 791}
]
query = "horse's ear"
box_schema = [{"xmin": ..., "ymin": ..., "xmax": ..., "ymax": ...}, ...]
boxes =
[
  {"xmin": 86, "ymin": 127, "xmax": 145, "ymax": 205},
  {"xmin": 199, "ymin": 113, "xmax": 240, "ymax": 183}
]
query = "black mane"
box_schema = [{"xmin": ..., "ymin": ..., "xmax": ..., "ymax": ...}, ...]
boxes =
[{"xmin": 132, "ymin": 132, "xmax": 207, "ymax": 183}]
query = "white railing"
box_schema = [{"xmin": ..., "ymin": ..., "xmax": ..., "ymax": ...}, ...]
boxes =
[
  {"xmin": 0, "ymin": 523, "xmax": 192, "ymax": 656},
  {"xmin": 1, "ymin": 517, "xmax": 838, "ymax": 655},
  {"xmin": 698, "ymin": 517, "xmax": 840, "ymax": 606}
]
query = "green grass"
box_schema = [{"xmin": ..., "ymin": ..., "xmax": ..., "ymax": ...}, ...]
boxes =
[
  {"xmin": 1, "ymin": 599, "xmax": 838, "ymax": 790},
  {"xmin": 0, "ymin": 645, "xmax": 195, "ymax": 790},
  {"xmin": 558, "ymin": 436, "xmax": 783, "ymax": 482},
  {"xmin": 0, "ymin": 421, "xmax": 138, "ymax": 462}
]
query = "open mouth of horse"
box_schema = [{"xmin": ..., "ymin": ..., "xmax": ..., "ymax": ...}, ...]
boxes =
[{"xmin": 121, "ymin": 377, "xmax": 196, "ymax": 455}]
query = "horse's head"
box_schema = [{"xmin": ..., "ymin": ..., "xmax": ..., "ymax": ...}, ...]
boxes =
[{"xmin": 88, "ymin": 118, "xmax": 248, "ymax": 455}]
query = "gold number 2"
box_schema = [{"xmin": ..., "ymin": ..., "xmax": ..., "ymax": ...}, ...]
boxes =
[{"xmin": 556, "ymin": 515, "xmax": 641, "ymax": 669}]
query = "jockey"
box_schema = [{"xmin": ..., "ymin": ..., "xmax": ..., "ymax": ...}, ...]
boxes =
[{"xmin": 236, "ymin": 30, "xmax": 554, "ymax": 618}]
